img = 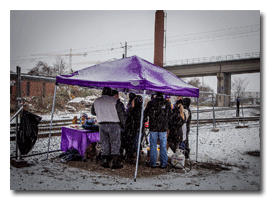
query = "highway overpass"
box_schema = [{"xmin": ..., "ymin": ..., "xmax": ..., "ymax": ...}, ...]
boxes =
[{"xmin": 164, "ymin": 56, "xmax": 260, "ymax": 106}]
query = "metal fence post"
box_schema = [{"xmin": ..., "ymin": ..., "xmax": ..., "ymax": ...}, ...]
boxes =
[
  {"xmin": 241, "ymin": 98, "xmax": 245, "ymax": 126},
  {"xmin": 196, "ymin": 97, "xmax": 199, "ymax": 162},
  {"xmin": 16, "ymin": 66, "xmax": 22, "ymax": 160},
  {"xmin": 134, "ymin": 90, "xmax": 146, "ymax": 182},
  {"xmin": 47, "ymin": 84, "xmax": 58, "ymax": 160},
  {"xmin": 212, "ymin": 92, "xmax": 216, "ymax": 129}
]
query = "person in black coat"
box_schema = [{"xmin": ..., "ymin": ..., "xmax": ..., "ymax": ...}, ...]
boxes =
[
  {"xmin": 123, "ymin": 94, "xmax": 142, "ymax": 161},
  {"xmin": 112, "ymin": 90, "xmax": 126, "ymax": 160},
  {"xmin": 112, "ymin": 90, "xmax": 125, "ymax": 119},
  {"xmin": 126, "ymin": 92, "xmax": 136, "ymax": 111},
  {"xmin": 168, "ymin": 99, "xmax": 186, "ymax": 153},
  {"xmin": 182, "ymin": 97, "xmax": 191, "ymax": 158},
  {"xmin": 144, "ymin": 92, "xmax": 172, "ymax": 168}
]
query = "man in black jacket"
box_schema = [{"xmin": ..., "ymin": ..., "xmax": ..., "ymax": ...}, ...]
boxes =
[{"xmin": 144, "ymin": 92, "xmax": 172, "ymax": 168}]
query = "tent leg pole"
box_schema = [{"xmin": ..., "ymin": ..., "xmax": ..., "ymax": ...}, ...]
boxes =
[
  {"xmin": 124, "ymin": 89, "xmax": 127, "ymax": 108},
  {"xmin": 134, "ymin": 90, "xmax": 146, "ymax": 182},
  {"xmin": 46, "ymin": 84, "xmax": 57, "ymax": 160},
  {"xmin": 196, "ymin": 97, "xmax": 199, "ymax": 162}
]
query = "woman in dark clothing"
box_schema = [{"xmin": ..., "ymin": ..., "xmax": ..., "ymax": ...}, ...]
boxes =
[
  {"xmin": 123, "ymin": 95, "xmax": 142, "ymax": 160},
  {"xmin": 182, "ymin": 98, "xmax": 191, "ymax": 158},
  {"xmin": 120, "ymin": 92, "xmax": 136, "ymax": 159},
  {"xmin": 168, "ymin": 100, "xmax": 186, "ymax": 153},
  {"xmin": 126, "ymin": 92, "xmax": 136, "ymax": 111}
]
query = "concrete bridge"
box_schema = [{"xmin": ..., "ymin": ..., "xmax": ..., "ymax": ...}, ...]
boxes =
[{"xmin": 164, "ymin": 53, "xmax": 260, "ymax": 106}]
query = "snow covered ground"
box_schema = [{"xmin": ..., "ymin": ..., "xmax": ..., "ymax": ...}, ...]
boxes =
[{"xmin": 9, "ymin": 107, "xmax": 262, "ymax": 193}]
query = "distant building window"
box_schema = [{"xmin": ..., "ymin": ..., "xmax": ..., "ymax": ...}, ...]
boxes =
[
  {"xmin": 27, "ymin": 82, "xmax": 30, "ymax": 96},
  {"xmin": 10, "ymin": 86, "xmax": 12, "ymax": 95},
  {"xmin": 43, "ymin": 83, "xmax": 46, "ymax": 97}
]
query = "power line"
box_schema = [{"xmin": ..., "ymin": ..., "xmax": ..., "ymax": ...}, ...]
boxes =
[
  {"xmin": 11, "ymin": 24, "xmax": 260, "ymax": 63},
  {"xmin": 166, "ymin": 24, "xmax": 259, "ymax": 39},
  {"xmin": 166, "ymin": 33, "xmax": 260, "ymax": 48}
]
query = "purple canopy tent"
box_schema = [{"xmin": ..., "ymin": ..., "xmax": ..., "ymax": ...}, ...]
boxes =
[
  {"xmin": 55, "ymin": 55, "xmax": 199, "ymax": 97},
  {"xmin": 47, "ymin": 55, "xmax": 199, "ymax": 181}
]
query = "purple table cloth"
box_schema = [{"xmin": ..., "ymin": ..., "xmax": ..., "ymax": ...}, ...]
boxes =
[{"xmin": 61, "ymin": 127, "xmax": 100, "ymax": 157}]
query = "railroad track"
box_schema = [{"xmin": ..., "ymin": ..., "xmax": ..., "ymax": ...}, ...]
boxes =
[
  {"xmin": 190, "ymin": 116, "xmax": 260, "ymax": 124},
  {"xmin": 191, "ymin": 105, "xmax": 260, "ymax": 113},
  {"xmin": 10, "ymin": 116, "xmax": 260, "ymax": 140}
]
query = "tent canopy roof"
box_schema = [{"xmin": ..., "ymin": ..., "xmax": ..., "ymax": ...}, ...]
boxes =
[{"xmin": 56, "ymin": 55, "xmax": 199, "ymax": 97}]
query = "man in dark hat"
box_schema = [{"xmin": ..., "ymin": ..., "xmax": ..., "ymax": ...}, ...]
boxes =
[{"xmin": 91, "ymin": 87, "xmax": 124, "ymax": 169}]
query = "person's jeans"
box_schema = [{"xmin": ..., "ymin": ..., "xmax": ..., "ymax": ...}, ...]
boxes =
[{"xmin": 150, "ymin": 131, "xmax": 168, "ymax": 167}]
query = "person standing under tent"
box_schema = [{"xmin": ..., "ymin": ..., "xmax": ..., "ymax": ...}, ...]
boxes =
[
  {"xmin": 165, "ymin": 95, "xmax": 174, "ymax": 109},
  {"xmin": 174, "ymin": 96, "xmax": 183, "ymax": 108},
  {"xmin": 167, "ymin": 99, "xmax": 186, "ymax": 153},
  {"xmin": 165, "ymin": 95, "xmax": 173, "ymax": 150},
  {"xmin": 112, "ymin": 89, "xmax": 126, "ymax": 160},
  {"xmin": 124, "ymin": 95, "xmax": 143, "ymax": 162},
  {"xmin": 112, "ymin": 90, "xmax": 125, "ymax": 115},
  {"xmin": 111, "ymin": 89, "xmax": 125, "ymax": 131},
  {"xmin": 126, "ymin": 92, "xmax": 136, "ymax": 111},
  {"xmin": 144, "ymin": 92, "xmax": 172, "ymax": 168},
  {"xmin": 91, "ymin": 87, "xmax": 125, "ymax": 169},
  {"xmin": 182, "ymin": 97, "xmax": 192, "ymax": 159}
]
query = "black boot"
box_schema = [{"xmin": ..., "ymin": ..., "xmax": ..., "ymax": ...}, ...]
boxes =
[
  {"xmin": 111, "ymin": 155, "xmax": 123, "ymax": 169},
  {"xmin": 100, "ymin": 155, "xmax": 110, "ymax": 168}
]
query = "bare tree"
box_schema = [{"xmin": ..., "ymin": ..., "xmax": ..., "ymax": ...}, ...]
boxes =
[
  {"xmin": 232, "ymin": 77, "xmax": 249, "ymax": 98},
  {"xmin": 187, "ymin": 78, "xmax": 213, "ymax": 102},
  {"xmin": 27, "ymin": 57, "xmax": 68, "ymax": 77},
  {"xmin": 53, "ymin": 57, "xmax": 68, "ymax": 75},
  {"xmin": 187, "ymin": 78, "xmax": 201, "ymax": 88},
  {"xmin": 27, "ymin": 61, "xmax": 54, "ymax": 76}
]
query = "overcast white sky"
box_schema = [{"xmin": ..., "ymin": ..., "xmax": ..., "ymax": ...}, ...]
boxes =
[{"xmin": 9, "ymin": 6, "xmax": 262, "ymax": 93}]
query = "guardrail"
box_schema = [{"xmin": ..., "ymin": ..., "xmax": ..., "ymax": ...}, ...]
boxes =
[{"xmin": 164, "ymin": 52, "xmax": 260, "ymax": 66}]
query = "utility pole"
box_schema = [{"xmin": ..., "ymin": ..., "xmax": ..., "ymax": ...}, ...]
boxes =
[
  {"xmin": 69, "ymin": 49, "xmax": 72, "ymax": 72},
  {"xmin": 124, "ymin": 42, "xmax": 127, "ymax": 58},
  {"xmin": 121, "ymin": 42, "xmax": 132, "ymax": 58},
  {"xmin": 122, "ymin": 42, "xmax": 128, "ymax": 58}
]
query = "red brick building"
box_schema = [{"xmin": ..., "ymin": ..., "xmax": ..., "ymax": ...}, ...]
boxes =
[{"xmin": 10, "ymin": 73, "xmax": 56, "ymax": 102}]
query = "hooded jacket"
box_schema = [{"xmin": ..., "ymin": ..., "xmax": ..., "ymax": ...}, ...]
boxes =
[
  {"xmin": 124, "ymin": 97, "xmax": 142, "ymax": 138},
  {"xmin": 182, "ymin": 98, "xmax": 191, "ymax": 136},
  {"xmin": 168, "ymin": 107, "xmax": 186, "ymax": 144},
  {"xmin": 144, "ymin": 96, "xmax": 172, "ymax": 132}
]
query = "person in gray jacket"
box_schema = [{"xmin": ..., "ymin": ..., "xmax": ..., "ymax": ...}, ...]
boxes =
[{"xmin": 91, "ymin": 87, "xmax": 125, "ymax": 169}]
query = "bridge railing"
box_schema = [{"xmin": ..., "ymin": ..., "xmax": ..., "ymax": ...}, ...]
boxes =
[{"xmin": 164, "ymin": 52, "xmax": 260, "ymax": 66}]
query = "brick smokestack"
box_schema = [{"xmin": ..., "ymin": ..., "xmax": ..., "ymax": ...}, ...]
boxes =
[{"xmin": 154, "ymin": 10, "xmax": 164, "ymax": 67}]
